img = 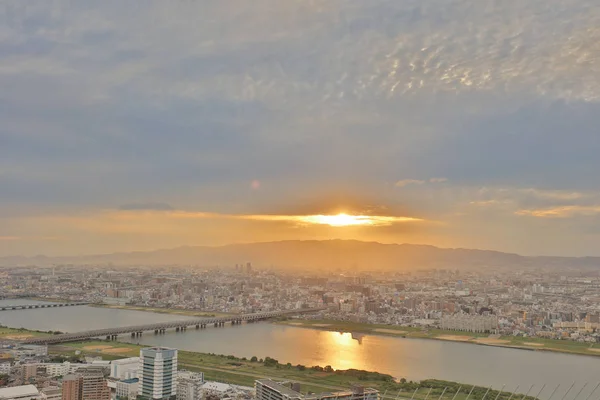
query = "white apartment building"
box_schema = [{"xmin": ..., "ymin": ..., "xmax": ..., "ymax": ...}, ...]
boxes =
[
  {"xmin": 116, "ymin": 378, "xmax": 140, "ymax": 400},
  {"xmin": 440, "ymin": 314, "xmax": 498, "ymax": 333},
  {"xmin": 0, "ymin": 362, "xmax": 11, "ymax": 374},
  {"xmin": 138, "ymin": 347, "xmax": 178, "ymax": 399},
  {"xmin": 111, "ymin": 357, "xmax": 140, "ymax": 380},
  {"xmin": 176, "ymin": 371, "xmax": 204, "ymax": 400}
]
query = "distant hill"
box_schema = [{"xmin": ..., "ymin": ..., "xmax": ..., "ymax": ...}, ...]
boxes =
[{"xmin": 2, "ymin": 240, "xmax": 600, "ymax": 271}]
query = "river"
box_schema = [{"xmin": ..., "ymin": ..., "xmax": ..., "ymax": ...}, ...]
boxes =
[{"xmin": 0, "ymin": 300, "xmax": 598, "ymax": 399}]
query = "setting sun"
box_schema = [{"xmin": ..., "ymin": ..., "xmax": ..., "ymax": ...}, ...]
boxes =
[
  {"xmin": 301, "ymin": 213, "xmax": 377, "ymax": 227},
  {"xmin": 296, "ymin": 213, "xmax": 421, "ymax": 227}
]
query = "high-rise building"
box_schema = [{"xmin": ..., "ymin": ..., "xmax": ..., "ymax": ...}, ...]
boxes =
[
  {"xmin": 62, "ymin": 368, "xmax": 110, "ymax": 400},
  {"xmin": 61, "ymin": 375, "xmax": 83, "ymax": 400},
  {"xmin": 80, "ymin": 367, "xmax": 111, "ymax": 400},
  {"xmin": 138, "ymin": 347, "xmax": 178, "ymax": 400}
]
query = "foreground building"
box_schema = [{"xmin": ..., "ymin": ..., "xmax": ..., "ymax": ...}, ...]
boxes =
[
  {"xmin": 255, "ymin": 380, "xmax": 379, "ymax": 400},
  {"xmin": 176, "ymin": 370, "xmax": 204, "ymax": 400},
  {"xmin": 138, "ymin": 347, "xmax": 178, "ymax": 400},
  {"xmin": 0, "ymin": 385, "xmax": 44, "ymax": 400},
  {"xmin": 61, "ymin": 368, "xmax": 110, "ymax": 400}
]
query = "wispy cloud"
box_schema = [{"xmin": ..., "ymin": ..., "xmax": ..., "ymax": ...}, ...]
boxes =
[
  {"xmin": 516, "ymin": 205, "xmax": 600, "ymax": 218},
  {"xmin": 395, "ymin": 178, "xmax": 448, "ymax": 187},
  {"xmin": 165, "ymin": 210, "xmax": 423, "ymax": 227},
  {"xmin": 395, "ymin": 179, "xmax": 426, "ymax": 187},
  {"xmin": 119, "ymin": 202, "xmax": 174, "ymax": 211}
]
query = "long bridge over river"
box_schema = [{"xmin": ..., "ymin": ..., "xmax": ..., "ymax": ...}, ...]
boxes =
[
  {"xmin": 21, "ymin": 307, "xmax": 326, "ymax": 345},
  {"xmin": 0, "ymin": 302, "xmax": 88, "ymax": 311}
]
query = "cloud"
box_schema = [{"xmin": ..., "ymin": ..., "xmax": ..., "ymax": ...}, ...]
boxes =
[
  {"xmin": 1, "ymin": 1, "xmax": 600, "ymax": 256},
  {"xmin": 119, "ymin": 203, "xmax": 174, "ymax": 211},
  {"xmin": 150, "ymin": 209, "xmax": 424, "ymax": 227},
  {"xmin": 516, "ymin": 205, "xmax": 600, "ymax": 218},
  {"xmin": 395, "ymin": 179, "xmax": 426, "ymax": 187},
  {"xmin": 395, "ymin": 178, "xmax": 448, "ymax": 187}
]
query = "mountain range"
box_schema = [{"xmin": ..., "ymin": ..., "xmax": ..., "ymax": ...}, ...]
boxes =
[{"xmin": 2, "ymin": 240, "xmax": 600, "ymax": 271}]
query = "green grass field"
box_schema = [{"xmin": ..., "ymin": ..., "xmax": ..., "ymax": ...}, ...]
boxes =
[
  {"xmin": 51, "ymin": 340, "xmax": 536, "ymax": 400},
  {"xmin": 0, "ymin": 326, "xmax": 52, "ymax": 339},
  {"xmin": 277, "ymin": 319, "xmax": 600, "ymax": 357}
]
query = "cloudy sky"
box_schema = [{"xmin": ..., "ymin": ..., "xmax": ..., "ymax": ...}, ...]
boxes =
[{"xmin": 1, "ymin": 0, "xmax": 600, "ymax": 257}]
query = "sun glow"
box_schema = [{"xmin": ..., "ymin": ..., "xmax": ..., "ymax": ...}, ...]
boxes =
[{"xmin": 297, "ymin": 213, "xmax": 421, "ymax": 227}]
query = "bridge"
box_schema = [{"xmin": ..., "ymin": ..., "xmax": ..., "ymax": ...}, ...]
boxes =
[
  {"xmin": 0, "ymin": 302, "xmax": 89, "ymax": 311},
  {"xmin": 21, "ymin": 307, "xmax": 326, "ymax": 345}
]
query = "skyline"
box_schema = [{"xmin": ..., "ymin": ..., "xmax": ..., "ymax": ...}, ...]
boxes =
[{"xmin": 2, "ymin": 1, "xmax": 600, "ymax": 257}]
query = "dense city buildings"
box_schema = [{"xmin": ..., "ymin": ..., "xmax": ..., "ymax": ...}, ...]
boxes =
[
  {"xmin": 4, "ymin": 264, "xmax": 600, "ymax": 343},
  {"xmin": 255, "ymin": 380, "xmax": 379, "ymax": 400},
  {"xmin": 139, "ymin": 347, "xmax": 178, "ymax": 400}
]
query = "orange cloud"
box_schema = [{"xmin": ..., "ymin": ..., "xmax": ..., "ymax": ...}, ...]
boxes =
[{"xmin": 515, "ymin": 205, "xmax": 600, "ymax": 218}]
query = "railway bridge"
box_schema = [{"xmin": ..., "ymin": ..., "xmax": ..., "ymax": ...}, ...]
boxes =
[
  {"xmin": 21, "ymin": 307, "xmax": 326, "ymax": 345},
  {"xmin": 0, "ymin": 302, "xmax": 89, "ymax": 311}
]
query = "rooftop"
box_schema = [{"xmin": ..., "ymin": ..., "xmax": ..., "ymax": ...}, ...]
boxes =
[{"xmin": 0, "ymin": 384, "xmax": 40, "ymax": 399}]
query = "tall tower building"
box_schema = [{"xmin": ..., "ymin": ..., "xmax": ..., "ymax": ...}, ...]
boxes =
[
  {"xmin": 62, "ymin": 368, "xmax": 110, "ymax": 400},
  {"xmin": 138, "ymin": 347, "xmax": 178, "ymax": 400},
  {"xmin": 80, "ymin": 367, "xmax": 111, "ymax": 400},
  {"xmin": 61, "ymin": 375, "xmax": 83, "ymax": 400}
]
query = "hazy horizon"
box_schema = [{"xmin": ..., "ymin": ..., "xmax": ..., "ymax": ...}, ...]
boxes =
[{"xmin": 2, "ymin": 1, "xmax": 600, "ymax": 257}]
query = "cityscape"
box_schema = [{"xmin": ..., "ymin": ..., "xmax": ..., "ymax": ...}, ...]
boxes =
[
  {"xmin": 0, "ymin": 262, "xmax": 598, "ymax": 399},
  {"xmin": 2, "ymin": 0, "xmax": 600, "ymax": 399}
]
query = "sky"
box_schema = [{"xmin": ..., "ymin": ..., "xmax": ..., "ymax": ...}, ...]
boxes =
[{"xmin": 1, "ymin": 0, "xmax": 600, "ymax": 257}]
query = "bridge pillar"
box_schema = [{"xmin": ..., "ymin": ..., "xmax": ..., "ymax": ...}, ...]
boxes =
[
  {"xmin": 155, "ymin": 330, "xmax": 158, "ymax": 334},
  {"xmin": 196, "ymin": 324, "xmax": 199, "ymax": 329},
  {"xmin": 106, "ymin": 336, "xmax": 111, "ymax": 340},
  {"xmin": 131, "ymin": 332, "xmax": 136, "ymax": 337}
]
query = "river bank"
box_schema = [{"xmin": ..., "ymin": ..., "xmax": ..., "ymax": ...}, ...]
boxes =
[
  {"xmin": 277, "ymin": 319, "xmax": 600, "ymax": 358},
  {"xmin": 89, "ymin": 304, "xmax": 233, "ymax": 318},
  {"xmin": 50, "ymin": 340, "xmax": 536, "ymax": 400}
]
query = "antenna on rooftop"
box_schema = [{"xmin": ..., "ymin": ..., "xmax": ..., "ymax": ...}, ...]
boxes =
[
  {"xmin": 410, "ymin": 387, "xmax": 419, "ymax": 400},
  {"xmin": 532, "ymin": 385, "xmax": 547, "ymax": 400},
  {"xmin": 559, "ymin": 382, "xmax": 576, "ymax": 400},
  {"xmin": 547, "ymin": 385, "xmax": 561, "ymax": 400},
  {"xmin": 465, "ymin": 387, "xmax": 475, "ymax": 400},
  {"xmin": 582, "ymin": 382, "xmax": 600, "ymax": 400},
  {"xmin": 451, "ymin": 386, "xmax": 463, "ymax": 400},
  {"xmin": 571, "ymin": 383, "xmax": 588, "ymax": 400},
  {"xmin": 481, "ymin": 387, "xmax": 493, "ymax": 400},
  {"xmin": 493, "ymin": 385, "xmax": 506, "ymax": 400},
  {"xmin": 424, "ymin": 387, "xmax": 433, "ymax": 400},
  {"xmin": 437, "ymin": 387, "xmax": 448, "ymax": 400},
  {"xmin": 506, "ymin": 385, "xmax": 520, "ymax": 400}
]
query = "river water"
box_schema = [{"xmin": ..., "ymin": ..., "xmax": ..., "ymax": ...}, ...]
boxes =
[{"xmin": 1, "ymin": 300, "xmax": 598, "ymax": 399}]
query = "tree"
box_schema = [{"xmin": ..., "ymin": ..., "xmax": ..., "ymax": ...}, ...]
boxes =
[
  {"xmin": 296, "ymin": 365, "xmax": 306, "ymax": 371},
  {"xmin": 400, "ymin": 378, "xmax": 407, "ymax": 384},
  {"xmin": 250, "ymin": 356, "xmax": 258, "ymax": 362},
  {"xmin": 324, "ymin": 365, "xmax": 334, "ymax": 373}
]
